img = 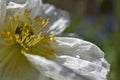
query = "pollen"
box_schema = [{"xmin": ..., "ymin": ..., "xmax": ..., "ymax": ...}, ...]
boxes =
[{"xmin": 0, "ymin": 9, "xmax": 56, "ymax": 58}]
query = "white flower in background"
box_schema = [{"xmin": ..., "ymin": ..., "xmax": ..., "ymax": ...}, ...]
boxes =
[{"xmin": 0, "ymin": 0, "xmax": 109, "ymax": 80}]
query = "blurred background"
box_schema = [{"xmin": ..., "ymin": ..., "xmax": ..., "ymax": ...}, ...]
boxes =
[{"xmin": 43, "ymin": 0, "xmax": 118, "ymax": 80}]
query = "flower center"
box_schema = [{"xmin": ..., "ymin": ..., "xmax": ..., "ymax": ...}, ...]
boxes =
[
  {"xmin": 14, "ymin": 23, "xmax": 43, "ymax": 50},
  {"xmin": 0, "ymin": 9, "xmax": 56, "ymax": 52}
]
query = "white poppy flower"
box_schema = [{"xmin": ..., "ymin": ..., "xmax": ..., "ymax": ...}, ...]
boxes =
[{"xmin": 0, "ymin": 0, "xmax": 109, "ymax": 80}]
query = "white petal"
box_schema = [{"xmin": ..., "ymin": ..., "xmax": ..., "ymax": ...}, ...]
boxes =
[
  {"xmin": 25, "ymin": 0, "xmax": 42, "ymax": 18},
  {"xmin": 52, "ymin": 37, "xmax": 104, "ymax": 60},
  {"xmin": 24, "ymin": 53, "xmax": 95, "ymax": 80},
  {"xmin": 41, "ymin": 4, "xmax": 70, "ymax": 35},
  {"xmin": 51, "ymin": 37, "xmax": 110, "ymax": 80},
  {"xmin": 6, "ymin": 0, "xmax": 42, "ymax": 18},
  {"xmin": 58, "ymin": 56, "xmax": 109, "ymax": 80},
  {"xmin": 0, "ymin": 0, "xmax": 6, "ymax": 28}
]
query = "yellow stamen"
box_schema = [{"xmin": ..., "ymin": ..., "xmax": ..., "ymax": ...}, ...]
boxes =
[{"xmin": 0, "ymin": 9, "xmax": 56, "ymax": 58}]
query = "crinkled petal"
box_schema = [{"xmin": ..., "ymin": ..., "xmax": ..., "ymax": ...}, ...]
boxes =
[
  {"xmin": 41, "ymin": 4, "xmax": 70, "ymax": 35},
  {"xmin": 58, "ymin": 56, "xmax": 109, "ymax": 80},
  {"xmin": 52, "ymin": 37, "xmax": 105, "ymax": 60},
  {"xmin": 0, "ymin": 44, "xmax": 41, "ymax": 80},
  {"xmin": 51, "ymin": 37, "xmax": 110, "ymax": 80},
  {"xmin": 24, "ymin": 53, "xmax": 95, "ymax": 80}
]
